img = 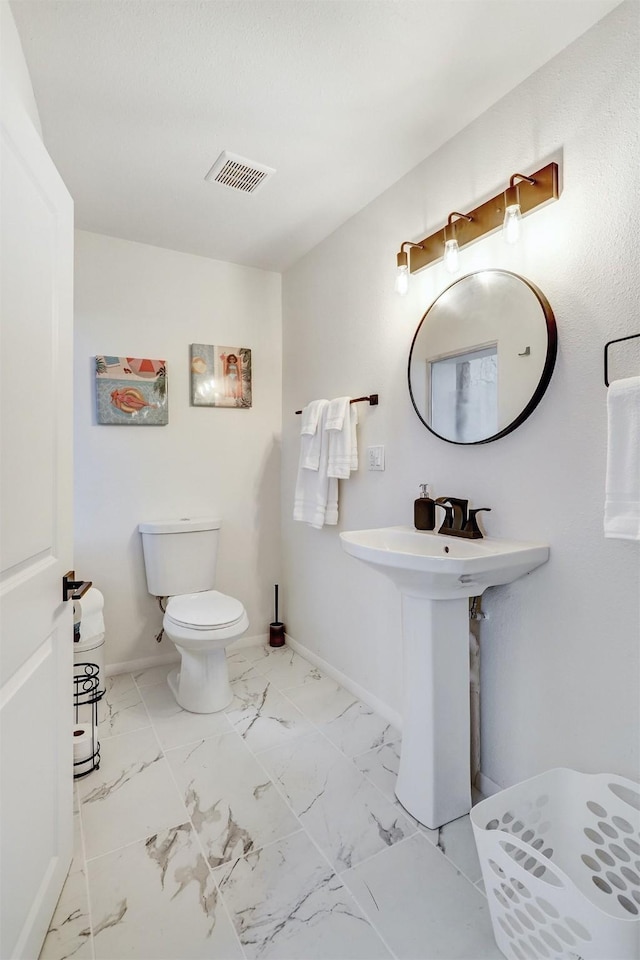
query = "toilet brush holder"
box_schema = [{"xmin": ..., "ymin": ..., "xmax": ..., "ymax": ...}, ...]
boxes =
[
  {"xmin": 269, "ymin": 584, "xmax": 285, "ymax": 646},
  {"xmin": 269, "ymin": 621, "xmax": 285, "ymax": 647}
]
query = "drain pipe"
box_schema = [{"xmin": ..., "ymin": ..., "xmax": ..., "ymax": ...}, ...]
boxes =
[{"xmin": 469, "ymin": 596, "xmax": 484, "ymax": 789}]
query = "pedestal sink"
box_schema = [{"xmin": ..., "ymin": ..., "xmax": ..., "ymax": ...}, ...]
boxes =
[{"xmin": 339, "ymin": 525, "xmax": 549, "ymax": 829}]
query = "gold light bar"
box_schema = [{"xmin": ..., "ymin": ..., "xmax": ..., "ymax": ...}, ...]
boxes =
[{"xmin": 403, "ymin": 162, "xmax": 559, "ymax": 274}]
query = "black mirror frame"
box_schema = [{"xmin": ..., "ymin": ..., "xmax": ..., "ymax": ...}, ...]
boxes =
[{"xmin": 407, "ymin": 270, "xmax": 557, "ymax": 445}]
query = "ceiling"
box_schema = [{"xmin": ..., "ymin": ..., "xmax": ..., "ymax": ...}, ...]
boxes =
[{"xmin": 12, "ymin": 0, "xmax": 619, "ymax": 272}]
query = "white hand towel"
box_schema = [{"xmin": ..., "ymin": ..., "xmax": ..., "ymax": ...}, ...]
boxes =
[
  {"xmin": 299, "ymin": 399, "xmax": 328, "ymax": 470},
  {"xmin": 325, "ymin": 396, "xmax": 350, "ymax": 431},
  {"xmin": 604, "ymin": 375, "xmax": 640, "ymax": 540},
  {"xmin": 301, "ymin": 399, "xmax": 324, "ymax": 435},
  {"xmin": 349, "ymin": 404, "xmax": 359, "ymax": 472},
  {"xmin": 327, "ymin": 399, "xmax": 359, "ymax": 479},
  {"xmin": 294, "ymin": 402, "xmax": 338, "ymax": 528},
  {"xmin": 325, "ymin": 480, "xmax": 339, "ymax": 526}
]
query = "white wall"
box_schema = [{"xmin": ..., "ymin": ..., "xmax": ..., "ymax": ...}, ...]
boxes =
[
  {"xmin": 74, "ymin": 231, "xmax": 282, "ymax": 668},
  {"xmin": 282, "ymin": 3, "xmax": 640, "ymax": 787}
]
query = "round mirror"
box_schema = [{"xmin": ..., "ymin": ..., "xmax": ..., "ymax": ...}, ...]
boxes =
[{"xmin": 408, "ymin": 270, "xmax": 557, "ymax": 444}]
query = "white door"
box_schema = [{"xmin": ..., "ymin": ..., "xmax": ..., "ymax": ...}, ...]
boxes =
[{"xmin": 0, "ymin": 72, "xmax": 74, "ymax": 960}]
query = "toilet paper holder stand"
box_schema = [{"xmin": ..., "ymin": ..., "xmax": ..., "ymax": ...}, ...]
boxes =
[
  {"xmin": 63, "ymin": 570, "xmax": 93, "ymax": 602},
  {"xmin": 73, "ymin": 662, "xmax": 104, "ymax": 779}
]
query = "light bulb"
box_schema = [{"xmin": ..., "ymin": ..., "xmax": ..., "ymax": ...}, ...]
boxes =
[
  {"xmin": 444, "ymin": 238, "xmax": 459, "ymax": 274},
  {"xmin": 394, "ymin": 263, "xmax": 409, "ymax": 296},
  {"xmin": 503, "ymin": 203, "xmax": 522, "ymax": 244},
  {"xmin": 395, "ymin": 248, "xmax": 410, "ymax": 296}
]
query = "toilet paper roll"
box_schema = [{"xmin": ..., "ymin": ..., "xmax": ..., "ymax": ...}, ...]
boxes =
[
  {"xmin": 73, "ymin": 724, "xmax": 97, "ymax": 765},
  {"xmin": 75, "ymin": 587, "xmax": 105, "ymax": 640},
  {"xmin": 79, "ymin": 614, "xmax": 105, "ymax": 642}
]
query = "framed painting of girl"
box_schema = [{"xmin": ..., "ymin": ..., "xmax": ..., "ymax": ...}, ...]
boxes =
[{"xmin": 190, "ymin": 344, "xmax": 252, "ymax": 408}]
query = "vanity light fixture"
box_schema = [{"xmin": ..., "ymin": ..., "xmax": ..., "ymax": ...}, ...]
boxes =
[
  {"xmin": 443, "ymin": 213, "xmax": 473, "ymax": 274},
  {"xmin": 395, "ymin": 241, "xmax": 424, "ymax": 296},
  {"xmin": 502, "ymin": 173, "xmax": 536, "ymax": 244},
  {"xmin": 394, "ymin": 161, "xmax": 559, "ymax": 291}
]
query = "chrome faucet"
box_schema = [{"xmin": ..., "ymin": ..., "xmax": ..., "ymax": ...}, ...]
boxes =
[{"xmin": 435, "ymin": 497, "xmax": 491, "ymax": 539}]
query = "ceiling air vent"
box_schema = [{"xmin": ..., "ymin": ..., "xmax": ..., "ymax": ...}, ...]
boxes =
[{"xmin": 204, "ymin": 151, "xmax": 275, "ymax": 195}]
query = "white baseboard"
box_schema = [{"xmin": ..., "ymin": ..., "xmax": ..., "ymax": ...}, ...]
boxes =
[
  {"xmin": 105, "ymin": 633, "xmax": 267, "ymax": 677},
  {"xmin": 284, "ymin": 636, "xmax": 501, "ymax": 798},
  {"xmin": 105, "ymin": 650, "xmax": 180, "ymax": 677},
  {"xmin": 475, "ymin": 771, "xmax": 503, "ymax": 797},
  {"xmin": 285, "ymin": 633, "xmax": 403, "ymax": 730}
]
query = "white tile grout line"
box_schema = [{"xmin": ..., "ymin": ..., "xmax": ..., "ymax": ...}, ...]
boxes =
[
  {"xmin": 76, "ymin": 675, "xmax": 244, "ymax": 958},
  {"xmin": 334, "ymin": 832, "xmax": 426, "ymax": 957},
  {"xmin": 96, "ymin": 684, "xmax": 152, "ymax": 742},
  {"xmin": 221, "ymin": 653, "xmax": 425, "ymax": 958},
  {"xmin": 162, "ymin": 686, "xmax": 361, "ymax": 956},
  {"xmin": 75, "ymin": 779, "xmax": 96, "ymax": 960},
  {"xmin": 130, "ymin": 670, "xmax": 249, "ymax": 960},
  {"xmin": 338, "ymin": 829, "xmax": 425, "ymax": 880},
  {"xmin": 83, "ymin": 826, "xmax": 191, "ymax": 866},
  {"xmin": 245, "ymin": 692, "xmax": 490, "ymax": 943},
  {"xmin": 142, "ymin": 653, "xmax": 398, "ymax": 959},
  {"xmin": 79, "ymin": 682, "xmax": 167, "ymax": 850},
  {"xmin": 78, "ymin": 668, "xmax": 264, "ymax": 954},
  {"xmin": 225, "ymin": 713, "xmax": 400, "ymax": 960},
  {"xmin": 190, "ymin": 649, "xmax": 477, "ymax": 942},
  {"xmin": 244, "ymin": 670, "xmax": 418, "ymax": 808}
]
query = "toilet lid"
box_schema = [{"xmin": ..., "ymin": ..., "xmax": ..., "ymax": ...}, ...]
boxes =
[{"xmin": 166, "ymin": 590, "xmax": 245, "ymax": 629}]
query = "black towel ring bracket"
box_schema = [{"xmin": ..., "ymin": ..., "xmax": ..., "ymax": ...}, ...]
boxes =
[{"xmin": 604, "ymin": 333, "xmax": 640, "ymax": 387}]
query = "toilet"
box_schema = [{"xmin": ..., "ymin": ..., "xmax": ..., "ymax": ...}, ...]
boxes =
[{"xmin": 138, "ymin": 517, "xmax": 249, "ymax": 713}]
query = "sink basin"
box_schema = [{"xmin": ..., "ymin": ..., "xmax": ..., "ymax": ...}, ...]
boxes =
[
  {"xmin": 340, "ymin": 524, "xmax": 550, "ymax": 829},
  {"xmin": 339, "ymin": 525, "xmax": 549, "ymax": 599}
]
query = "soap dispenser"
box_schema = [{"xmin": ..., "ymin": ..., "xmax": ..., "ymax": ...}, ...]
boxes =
[{"xmin": 414, "ymin": 483, "xmax": 436, "ymax": 531}]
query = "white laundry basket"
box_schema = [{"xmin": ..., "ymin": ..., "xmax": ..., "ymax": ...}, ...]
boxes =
[{"xmin": 470, "ymin": 768, "xmax": 640, "ymax": 960}]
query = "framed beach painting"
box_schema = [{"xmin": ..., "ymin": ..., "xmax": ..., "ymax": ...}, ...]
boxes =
[
  {"xmin": 95, "ymin": 356, "xmax": 168, "ymax": 425},
  {"xmin": 190, "ymin": 344, "xmax": 252, "ymax": 408}
]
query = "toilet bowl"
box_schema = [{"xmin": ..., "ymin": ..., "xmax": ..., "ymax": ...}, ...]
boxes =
[{"xmin": 163, "ymin": 590, "xmax": 249, "ymax": 713}]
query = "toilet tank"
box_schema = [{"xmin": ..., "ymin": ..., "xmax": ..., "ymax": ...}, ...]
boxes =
[{"xmin": 138, "ymin": 517, "xmax": 221, "ymax": 597}]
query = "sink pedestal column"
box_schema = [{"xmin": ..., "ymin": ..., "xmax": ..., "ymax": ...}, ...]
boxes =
[{"xmin": 395, "ymin": 594, "xmax": 471, "ymax": 830}]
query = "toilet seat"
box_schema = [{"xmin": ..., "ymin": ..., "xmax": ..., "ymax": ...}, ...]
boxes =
[{"xmin": 166, "ymin": 590, "xmax": 245, "ymax": 631}]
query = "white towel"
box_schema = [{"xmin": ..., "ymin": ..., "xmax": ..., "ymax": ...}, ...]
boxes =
[
  {"xmin": 301, "ymin": 399, "xmax": 324, "ymax": 436},
  {"xmin": 294, "ymin": 401, "xmax": 338, "ymax": 528},
  {"xmin": 299, "ymin": 399, "xmax": 328, "ymax": 470},
  {"xmin": 349, "ymin": 405, "xmax": 358, "ymax": 472},
  {"xmin": 325, "ymin": 484, "xmax": 339, "ymax": 526},
  {"xmin": 325, "ymin": 396, "xmax": 350, "ymax": 431},
  {"xmin": 605, "ymin": 376, "xmax": 640, "ymax": 540},
  {"xmin": 327, "ymin": 399, "xmax": 359, "ymax": 479}
]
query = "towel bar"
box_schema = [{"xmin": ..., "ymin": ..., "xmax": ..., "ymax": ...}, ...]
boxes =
[{"xmin": 295, "ymin": 394, "xmax": 379, "ymax": 414}]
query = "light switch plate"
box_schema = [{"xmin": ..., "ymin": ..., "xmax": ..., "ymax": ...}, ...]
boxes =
[{"xmin": 367, "ymin": 445, "xmax": 385, "ymax": 471}]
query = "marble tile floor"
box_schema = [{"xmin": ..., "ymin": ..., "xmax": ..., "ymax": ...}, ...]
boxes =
[{"xmin": 42, "ymin": 644, "xmax": 501, "ymax": 960}]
